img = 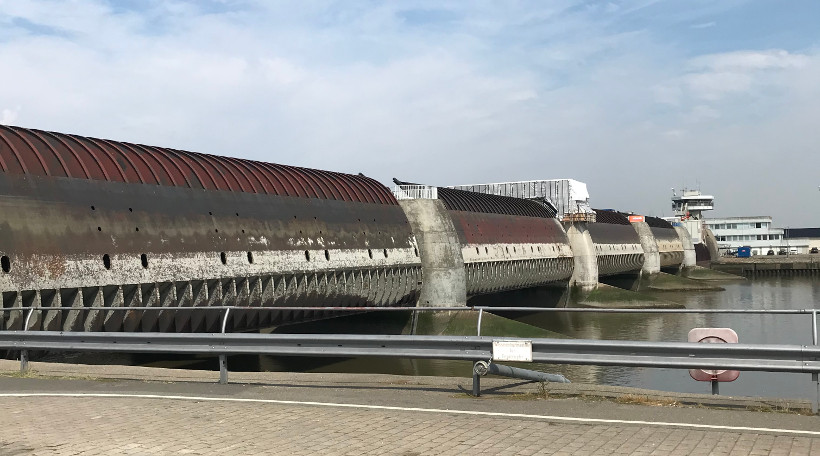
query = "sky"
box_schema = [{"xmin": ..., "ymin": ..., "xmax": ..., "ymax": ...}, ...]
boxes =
[{"xmin": 1, "ymin": 0, "xmax": 819, "ymax": 226}]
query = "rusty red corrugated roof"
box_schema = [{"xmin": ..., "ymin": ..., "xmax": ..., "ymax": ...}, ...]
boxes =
[{"xmin": 0, "ymin": 125, "xmax": 396, "ymax": 205}]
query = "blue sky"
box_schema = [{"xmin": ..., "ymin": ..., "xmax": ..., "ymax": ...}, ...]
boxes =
[{"xmin": 1, "ymin": 0, "xmax": 819, "ymax": 225}]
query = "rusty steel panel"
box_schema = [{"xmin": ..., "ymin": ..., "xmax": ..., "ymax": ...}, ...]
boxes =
[
  {"xmin": 651, "ymin": 226, "xmax": 684, "ymax": 268},
  {"xmin": 437, "ymin": 187, "xmax": 556, "ymax": 218},
  {"xmin": 651, "ymin": 226, "xmax": 682, "ymax": 243},
  {"xmin": 448, "ymin": 211, "xmax": 568, "ymax": 246},
  {"xmin": 587, "ymin": 222, "xmax": 641, "ymax": 245},
  {"xmin": 645, "ymin": 215, "xmax": 675, "ymax": 229},
  {"xmin": 592, "ymin": 209, "xmax": 632, "ymax": 225},
  {"xmin": 0, "ymin": 126, "xmax": 421, "ymax": 332},
  {"xmin": 588, "ymin": 214, "xmax": 644, "ymax": 276},
  {"xmin": 0, "ymin": 125, "xmax": 396, "ymax": 205},
  {"xmin": 443, "ymin": 209, "xmax": 572, "ymax": 294}
]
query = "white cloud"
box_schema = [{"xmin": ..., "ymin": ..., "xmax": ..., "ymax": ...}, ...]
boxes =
[
  {"xmin": 0, "ymin": 1, "xmax": 818, "ymax": 226},
  {"xmin": 1, "ymin": 108, "xmax": 20, "ymax": 124},
  {"xmin": 689, "ymin": 50, "xmax": 809, "ymax": 72}
]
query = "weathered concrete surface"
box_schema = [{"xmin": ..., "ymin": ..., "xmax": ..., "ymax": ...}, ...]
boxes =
[
  {"xmin": 398, "ymin": 199, "xmax": 467, "ymax": 307},
  {"xmin": 631, "ymin": 221, "xmax": 661, "ymax": 275},
  {"xmin": 1, "ymin": 361, "xmax": 818, "ymax": 455},
  {"xmin": 563, "ymin": 222, "xmax": 598, "ymax": 291},
  {"xmin": 703, "ymin": 227, "xmax": 721, "ymax": 263},
  {"xmin": 674, "ymin": 225, "xmax": 697, "ymax": 269}
]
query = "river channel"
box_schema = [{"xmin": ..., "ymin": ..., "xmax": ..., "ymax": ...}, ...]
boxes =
[{"xmin": 260, "ymin": 276, "xmax": 820, "ymax": 402}]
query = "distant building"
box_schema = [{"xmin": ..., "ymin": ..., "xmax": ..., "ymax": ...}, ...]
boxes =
[
  {"xmin": 783, "ymin": 228, "xmax": 820, "ymax": 253},
  {"xmin": 704, "ymin": 216, "xmax": 799, "ymax": 255}
]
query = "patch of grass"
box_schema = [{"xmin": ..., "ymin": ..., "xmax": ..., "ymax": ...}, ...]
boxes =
[{"xmin": 0, "ymin": 370, "xmax": 39, "ymax": 379}]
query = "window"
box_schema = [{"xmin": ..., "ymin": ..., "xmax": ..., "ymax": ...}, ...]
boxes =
[{"xmin": 755, "ymin": 223, "xmax": 762, "ymax": 229}]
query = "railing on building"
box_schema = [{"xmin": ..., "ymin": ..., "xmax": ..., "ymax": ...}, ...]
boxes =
[
  {"xmin": 1, "ymin": 305, "xmax": 818, "ymax": 411},
  {"xmin": 448, "ymin": 179, "xmax": 596, "ymax": 222},
  {"xmin": 391, "ymin": 185, "xmax": 438, "ymax": 200}
]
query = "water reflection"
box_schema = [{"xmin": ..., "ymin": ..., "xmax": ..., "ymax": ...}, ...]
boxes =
[{"xmin": 261, "ymin": 276, "xmax": 818, "ymax": 401}]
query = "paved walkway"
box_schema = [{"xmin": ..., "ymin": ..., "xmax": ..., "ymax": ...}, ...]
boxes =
[{"xmin": 1, "ymin": 361, "xmax": 819, "ymax": 455}]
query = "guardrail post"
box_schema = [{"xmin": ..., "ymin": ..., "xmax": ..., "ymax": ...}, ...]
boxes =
[
  {"xmin": 20, "ymin": 307, "xmax": 35, "ymax": 373},
  {"xmin": 219, "ymin": 307, "xmax": 231, "ymax": 385},
  {"xmin": 219, "ymin": 355, "xmax": 228, "ymax": 385},
  {"xmin": 20, "ymin": 349, "xmax": 28, "ymax": 374},
  {"xmin": 476, "ymin": 308, "xmax": 483, "ymax": 336},
  {"xmin": 472, "ymin": 363, "xmax": 481, "ymax": 397},
  {"xmin": 813, "ymin": 310, "xmax": 818, "ymax": 414}
]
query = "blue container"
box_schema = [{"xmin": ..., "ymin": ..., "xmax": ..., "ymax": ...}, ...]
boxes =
[{"xmin": 737, "ymin": 246, "xmax": 751, "ymax": 258}]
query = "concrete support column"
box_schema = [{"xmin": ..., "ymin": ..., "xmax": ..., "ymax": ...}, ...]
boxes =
[
  {"xmin": 398, "ymin": 199, "xmax": 467, "ymax": 307},
  {"xmin": 632, "ymin": 222, "xmax": 660, "ymax": 275},
  {"xmin": 674, "ymin": 226, "xmax": 697, "ymax": 269},
  {"xmin": 702, "ymin": 227, "xmax": 720, "ymax": 262},
  {"xmin": 563, "ymin": 222, "xmax": 597, "ymax": 291}
]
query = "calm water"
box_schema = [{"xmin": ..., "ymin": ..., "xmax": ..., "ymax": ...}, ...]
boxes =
[{"xmin": 260, "ymin": 276, "xmax": 820, "ymax": 401}]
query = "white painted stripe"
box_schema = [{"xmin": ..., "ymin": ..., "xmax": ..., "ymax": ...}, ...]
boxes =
[{"xmin": 1, "ymin": 392, "xmax": 817, "ymax": 437}]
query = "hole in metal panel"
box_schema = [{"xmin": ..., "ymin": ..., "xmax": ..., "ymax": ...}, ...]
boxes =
[
  {"xmin": 305, "ymin": 251, "xmax": 311, "ymax": 261},
  {"xmin": 90, "ymin": 206, "xmax": 95, "ymax": 210},
  {"xmin": 383, "ymin": 249, "xmax": 388, "ymax": 258},
  {"xmin": 103, "ymin": 254, "xmax": 111, "ymax": 270},
  {"xmin": 324, "ymin": 250, "xmax": 330, "ymax": 261},
  {"xmin": 97, "ymin": 227, "xmax": 102, "ymax": 232},
  {"xmin": 140, "ymin": 254, "xmax": 148, "ymax": 269},
  {"xmin": 368, "ymin": 249, "xmax": 373, "ymax": 259},
  {"xmin": 220, "ymin": 252, "xmax": 227, "ymax": 265},
  {"xmin": 1, "ymin": 256, "xmax": 10, "ymax": 273},
  {"xmin": 247, "ymin": 251, "xmax": 254, "ymax": 264}
]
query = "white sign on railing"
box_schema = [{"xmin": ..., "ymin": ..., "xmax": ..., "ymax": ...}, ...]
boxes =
[
  {"xmin": 392, "ymin": 185, "xmax": 438, "ymax": 200},
  {"xmin": 492, "ymin": 340, "xmax": 533, "ymax": 362}
]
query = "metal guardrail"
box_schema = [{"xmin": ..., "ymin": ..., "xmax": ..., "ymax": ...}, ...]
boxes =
[
  {"xmin": 391, "ymin": 185, "xmax": 437, "ymax": 200},
  {"xmin": 2, "ymin": 332, "xmax": 817, "ymax": 372},
  {"xmin": 1, "ymin": 305, "xmax": 818, "ymax": 411}
]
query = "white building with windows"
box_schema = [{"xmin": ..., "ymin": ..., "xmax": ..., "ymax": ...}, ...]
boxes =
[{"xmin": 703, "ymin": 216, "xmax": 809, "ymax": 255}]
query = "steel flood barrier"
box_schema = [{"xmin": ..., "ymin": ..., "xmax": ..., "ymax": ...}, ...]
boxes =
[{"xmin": 0, "ymin": 305, "xmax": 818, "ymax": 413}]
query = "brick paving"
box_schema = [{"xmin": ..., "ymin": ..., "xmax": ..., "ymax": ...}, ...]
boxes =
[{"xmin": 1, "ymin": 395, "xmax": 818, "ymax": 455}]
